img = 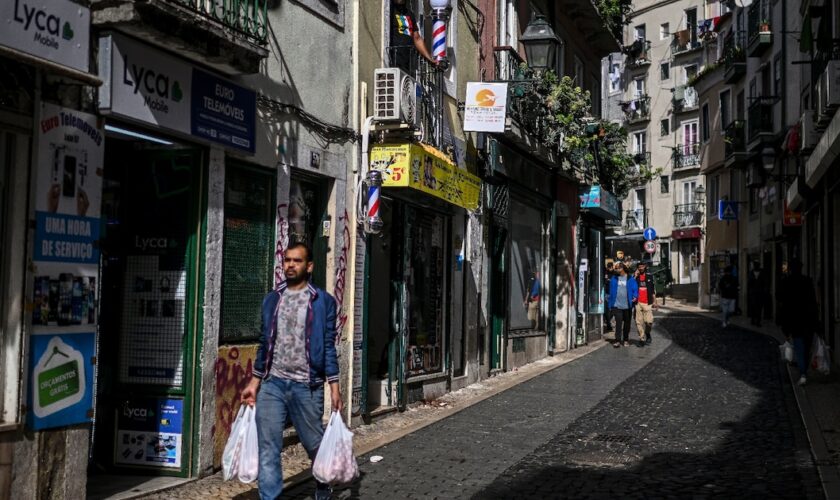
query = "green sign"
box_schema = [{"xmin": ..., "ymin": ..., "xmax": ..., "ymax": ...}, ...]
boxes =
[{"xmin": 37, "ymin": 359, "xmax": 80, "ymax": 408}]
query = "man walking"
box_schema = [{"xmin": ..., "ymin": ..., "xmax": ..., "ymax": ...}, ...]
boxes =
[
  {"xmin": 608, "ymin": 262, "xmax": 638, "ymax": 347},
  {"xmin": 634, "ymin": 260, "xmax": 657, "ymax": 346},
  {"xmin": 241, "ymin": 243, "xmax": 343, "ymax": 500},
  {"xmin": 778, "ymin": 260, "xmax": 818, "ymax": 385},
  {"xmin": 718, "ymin": 265, "xmax": 739, "ymax": 328}
]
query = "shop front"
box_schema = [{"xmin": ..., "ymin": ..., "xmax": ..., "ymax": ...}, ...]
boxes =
[
  {"xmin": 359, "ymin": 143, "xmax": 480, "ymax": 414},
  {"xmin": 672, "ymin": 227, "xmax": 702, "ymax": 284},
  {"xmin": 90, "ymin": 33, "xmax": 257, "ymax": 481},
  {"xmin": 579, "ymin": 185, "xmax": 620, "ymax": 343}
]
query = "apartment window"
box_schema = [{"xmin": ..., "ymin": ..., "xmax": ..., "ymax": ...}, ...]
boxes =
[
  {"xmin": 761, "ymin": 64, "xmax": 771, "ymax": 96},
  {"xmin": 661, "ymin": 175, "xmax": 670, "ymax": 194},
  {"xmin": 609, "ymin": 62, "xmax": 621, "ymax": 93},
  {"xmin": 660, "ymin": 22, "xmax": 670, "ymax": 40},
  {"xmin": 682, "ymin": 180, "xmax": 698, "ymax": 205},
  {"xmin": 661, "ymin": 118, "xmax": 670, "ymax": 136},
  {"xmin": 683, "ymin": 121, "xmax": 699, "ymax": 148},
  {"xmin": 773, "ymin": 53, "xmax": 782, "ymax": 97},
  {"xmin": 701, "ymin": 103, "xmax": 710, "ymax": 142},
  {"xmin": 634, "ymin": 78, "xmax": 645, "ymax": 97},
  {"xmin": 729, "ymin": 169, "xmax": 740, "ymax": 201},
  {"xmin": 708, "ymin": 174, "xmax": 720, "ymax": 215},
  {"xmin": 720, "ymin": 89, "xmax": 731, "ymax": 129},
  {"xmin": 686, "ymin": 8, "xmax": 698, "ymax": 45},
  {"xmin": 749, "ymin": 77, "xmax": 757, "ymax": 98},
  {"xmin": 633, "ymin": 131, "xmax": 647, "ymax": 153},
  {"xmin": 660, "ymin": 62, "xmax": 670, "ymax": 80},
  {"xmin": 684, "ymin": 64, "xmax": 698, "ymax": 84},
  {"xmin": 736, "ymin": 90, "xmax": 745, "ymax": 119},
  {"xmin": 635, "ymin": 24, "xmax": 646, "ymax": 41}
]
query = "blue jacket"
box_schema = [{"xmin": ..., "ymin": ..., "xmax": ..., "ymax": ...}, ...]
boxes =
[
  {"xmin": 253, "ymin": 282, "xmax": 340, "ymax": 386},
  {"xmin": 608, "ymin": 275, "xmax": 639, "ymax": 309}
]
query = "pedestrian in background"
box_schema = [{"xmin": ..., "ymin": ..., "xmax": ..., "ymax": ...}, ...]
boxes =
[
  {"xmin": 778, "ymin": 259, "xmax": 818, "ymax": 385},
  {"xmin": 241, "ymin": 243, "xmax": 343, "ymax": 500},
  {"xmin": 718, "ymin": 265, "xmax": 739, "ymax": 328},
  {"xmin": 633, "ymin": 260, "xmax": 657, "ymax": 346},
  {"xmin": 609, "ymin": 262, "xmax": 638, "ymax": 347},
  {"xmin": 604, "ymin": 261, "xmax": 614, "ymax": 333},
  {"xmin": 747, "ymin": 261, "xmax": 766, "ymax": 327}
]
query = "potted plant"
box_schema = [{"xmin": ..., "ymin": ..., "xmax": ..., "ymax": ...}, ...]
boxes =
[{"xmin": 759, "ymin": 19, "xmax": 770, "ymax": 33}]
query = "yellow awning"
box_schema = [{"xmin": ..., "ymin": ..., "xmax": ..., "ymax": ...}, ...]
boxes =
[{"xmin": 369, "ymin": 143, "xmax": 481, "ymax": 210}]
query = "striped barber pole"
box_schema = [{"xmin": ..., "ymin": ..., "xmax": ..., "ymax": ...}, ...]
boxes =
[
  {"xmin": 367, "ymin": 183, "xmax": 380, "ymax": 220},
  {"xmin": 432, "ymin": 19, "xmax": 446, "ymax": 61}
]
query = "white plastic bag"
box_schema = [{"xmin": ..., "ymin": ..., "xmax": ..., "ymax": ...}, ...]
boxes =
[
  {"xmin": 222, "ymin": 405, "xmax": 258, "ymax": 482},
  {"xmin": 780, "ymin": 341, "xmax": 793, "ymax": 363},
  {"xmin": 811, "ymin": 336, "xmax": 831, "ymax": 375},
  {"xmin": 238, "ymin": 405, "xmax": 260, "ymax": 483},
  {"xmin": 312, "ymin": 412, "xmax": 359, "ymax": 485}
]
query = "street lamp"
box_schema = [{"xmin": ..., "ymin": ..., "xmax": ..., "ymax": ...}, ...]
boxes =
[
  {"xmin": 694, "ymin": 184, "xmax": 706, "ymax": 206},
  {"xmin": 520, "ymin": 13, "xmax": 562, "ymax": 73}
]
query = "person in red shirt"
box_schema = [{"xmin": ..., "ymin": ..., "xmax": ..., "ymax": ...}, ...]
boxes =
[{"xmin": 633, "ymin": 261, "xmax": 658, "ymax": 346}]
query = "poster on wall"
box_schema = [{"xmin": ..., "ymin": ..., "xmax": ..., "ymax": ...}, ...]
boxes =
[
  {"xmin": 28, "ymin": 103, "xmax": 104, "ymax": 431},
  {"xmin": 115, "ymin": 398, "xmax": 183, "ymax": 469},
  {"xmin": 463, "ymin": 82, "xmax": 508, "ymax": 133}
]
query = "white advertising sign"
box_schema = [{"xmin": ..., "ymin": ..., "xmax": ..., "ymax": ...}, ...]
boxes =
[
  {"xmin": 464, "ymin": 82, "xmax": 508, "ymax": 133},
  {"xmin": 99, "ymin": 34, "xmax": 192, "ymax": 134},
  {"xmin": 1, "ymin": 0, "xmax": 91, "ymax": 73}
]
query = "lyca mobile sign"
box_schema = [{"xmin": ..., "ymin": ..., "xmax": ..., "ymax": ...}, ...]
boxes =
[
  {"xmin": 1, "ymin": 0, "xmax": 91, "ymax": 73},
  {"xmin": 98, "ymin": 34, "xmax": 256, "ymax": 153}
]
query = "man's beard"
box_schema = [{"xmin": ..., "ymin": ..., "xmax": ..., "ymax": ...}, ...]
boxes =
[{"xmin": 285, "ymin": 271, "xmax": 308, "ymax": 286}]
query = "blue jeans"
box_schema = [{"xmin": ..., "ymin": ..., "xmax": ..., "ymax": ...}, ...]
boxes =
[
  {"xmin": 256, "ymin": 377, "xmax": 329, "ymax": 500},
  {"xmin": 793, "ymin": 337, "xmax": 809, "ymax": 377}
]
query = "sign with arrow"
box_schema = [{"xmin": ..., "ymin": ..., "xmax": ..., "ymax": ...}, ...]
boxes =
[
  {"xmin": 643, "ymin": 227, "xmax": 657, "ymax": 241},
  {"xmin": 718, "ymin": 200, "xmax": 739, "ymax": 221}
]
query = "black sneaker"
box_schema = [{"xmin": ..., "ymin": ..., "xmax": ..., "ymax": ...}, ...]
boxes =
[{"xmin": 646, "ymin": 333, "xmax": 653, "ymax": 344}]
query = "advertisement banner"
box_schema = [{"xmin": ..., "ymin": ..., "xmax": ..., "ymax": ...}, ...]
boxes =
[
  {"xmin": 0, "ymin": 0, "xmax": 91, "ymax": 73},
  {"xmin": 99, "ymin": 34, "xmax": 256, "ymax": 153},
  {"xmin": 369, "ymin": 143, "xmax": 481, "ymax": 210},
  {"xmin": 28, "ymin": 103, "xmax": 104, "ymax": 430},
  {"xmin": 115, "ymin": 398, "xmax": 183, "ymax": 469},
  {"xmin": 464, "ymin": 82, "xmax": 508, "ymax": 133},
  {"xmin": 28, "ymin": 333, "xmax": 95, "ymax": 430}
]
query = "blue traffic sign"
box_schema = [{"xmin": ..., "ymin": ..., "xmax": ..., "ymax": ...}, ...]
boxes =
[
  {"xmin": 718, "ymin": 200, "xmax": 739, "ymax": 221},
  {"xmin": 643, "ymin": 227, "xmax": 657, "ymax": 241}
]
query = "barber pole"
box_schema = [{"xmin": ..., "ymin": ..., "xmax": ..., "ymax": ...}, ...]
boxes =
[
  {"xmin": 432, "ymin": 19, "xmax": 446, "ymax": 61},
  {"xmin": 366, "ymin": 170, "xmax": 384, "ymax": 234}
]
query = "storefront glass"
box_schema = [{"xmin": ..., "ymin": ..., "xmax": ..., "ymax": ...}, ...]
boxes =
[
  {"xmin": 508, "ymin": 198, "xmax": 544, "ymax": 331},
  {"xmin": 289, "ymin": 177, "xmax": 328, "ymax": 288},
  {"xmin": 587, "ymin": 227, "xmax": 604, "ymax": 314}
]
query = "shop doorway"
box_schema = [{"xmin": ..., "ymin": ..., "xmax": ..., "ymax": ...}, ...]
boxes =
[
  {"xmin": 488, "ymin": 223, "xmax": 507, "ymax": 371},
  {"xmin": 366, "ymin": 199, "xmax": 448, "ymax": 413},
  {"xmin": 90, "ymin": 133, "xmax": 205, "ymax": 480}
]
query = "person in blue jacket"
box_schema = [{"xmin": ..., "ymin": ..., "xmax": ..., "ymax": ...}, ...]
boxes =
[
  {"xmin": 241, "ymin": 242, "xmax": 343, "ymax": 500},
  {"xmin": 608, "ymin": 262, "xmax": 639, "ymax": 347}
]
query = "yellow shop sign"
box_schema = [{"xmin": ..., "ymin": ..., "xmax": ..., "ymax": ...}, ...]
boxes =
[{"xmin": 369, "ymin": 143, "xmax": 481, "ymax": 210}]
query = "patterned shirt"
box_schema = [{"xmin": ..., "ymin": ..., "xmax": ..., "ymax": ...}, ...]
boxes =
[{"xmin": 269, "ymin": 288, "xmax": 310, "ymax": 382}]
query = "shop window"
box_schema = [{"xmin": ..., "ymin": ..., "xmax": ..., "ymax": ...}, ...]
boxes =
[
  {"xmin": 509, "ymin": 198, "xmax": 545, "ymax": 332},
  {"xmin": 220, "ymin": 164, "xmax": 276, "ymax": 342}
]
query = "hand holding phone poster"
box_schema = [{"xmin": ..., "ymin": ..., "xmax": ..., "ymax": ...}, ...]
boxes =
[{"xmin": 29, "ymin": 103, "xmax": 103, "ymax": 430}]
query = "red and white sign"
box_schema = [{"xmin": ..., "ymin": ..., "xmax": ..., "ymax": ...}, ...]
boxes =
[
  {"xmin": 783, "ymin": 200, "xmax": 803, "ymax": 226},
  {"xmin": 644, "ymin": 241, "xmax": 657, "ymax": 254}
]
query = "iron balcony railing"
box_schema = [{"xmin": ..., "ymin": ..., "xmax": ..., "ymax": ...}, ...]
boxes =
[
  {"xmin": 387, "ymin": 46, "xmax": 445, "ymax": 149},
  {"xmin": 723, "ymin": 31, "xmax": 746, "ymax": 82},
  {"xmin": 673, "ymin": 203, "xmax": 704, "ymax": 227},
  {"xmin": 748, "ymin": 97, "xmax": 774, "ymax": 142},
  {"xmin": 624, "ymin": 208, "xmax": 648, "ymax": 233},
  {"xmin": 623, "ymin": 95, "xmax": 651, "ymax": 122},
  {"xmin": 494, "ymin": 45, "xmax": 526, "ymax": 82},
  {"xmin": 748, "ymin": 0, "xmax": 772, "ymax": 46},
  {"xmin": 633, "ymin": 151, "xmax": 651, "ymax": 166},
  {"xmin": 673, "ymin": 143, "xmax": 700, "ymax": 168},
  {"xmin": 724, "ymin": 120, "xmax": 746, "ymax": 159},
  {"xmin": 673, "ymin": 85, "xmax": 698, "ymax": 112},
  {"xmin": 625, "ymin": 40, "xmax": 652, "ymax": 67},
  {"xmin": 165, "ymin": 0, "xmax": 268, "ymax": 43}
]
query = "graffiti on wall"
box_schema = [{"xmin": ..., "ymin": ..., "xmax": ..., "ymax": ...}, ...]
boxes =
[
  {"xmin": 212, "ymin": 345, "xmax": 257, "ymax": 467},
  {"xmin": 333, "ymin": 210, "xmax": 351, "ymax": 340},
  {"xmin": 274, "ymin": 203, "xmax": 289, "ymax": 288}
]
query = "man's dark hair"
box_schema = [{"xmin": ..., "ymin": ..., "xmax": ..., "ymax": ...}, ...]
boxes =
[{"xmin": 287, "ymin": 242, "xmax": 313, "ymax": 263}]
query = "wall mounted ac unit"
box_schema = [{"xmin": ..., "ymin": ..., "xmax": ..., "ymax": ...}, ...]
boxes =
[
  {"xmin": 800, "ymin": 110, "xmax": 818, "ymax": 153},
  {"xmin": 817, "ymin": 60, "xmax": 840, "ymax": 124},
  {"xmin": 373, "ymin": 67, "xmax": 420, "ymax": 129}
]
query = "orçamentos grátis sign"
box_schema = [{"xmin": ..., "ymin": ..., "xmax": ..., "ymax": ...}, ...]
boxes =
[
  {"xmin": 98, "ymin": 33, "xmax": 256, "ymax": 153},
  {"xmin": 1, "ymin": 0, "xmax": 91, "ymax": 73}
]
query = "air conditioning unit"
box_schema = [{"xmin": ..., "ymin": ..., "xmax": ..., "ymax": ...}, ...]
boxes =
[
  {"xmin": 817, "ymin": 60, "xmax": 840, "ymax": 124},
  {"xmin": 373, "ymin": 67, "xmax": 420, "ymax": 128},
  {"xmin": 800, "ymin": 110, "xmax": 818, "ymax": 153}
]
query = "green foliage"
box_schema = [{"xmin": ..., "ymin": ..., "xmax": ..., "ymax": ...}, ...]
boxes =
[
  {"xmin": 594, "ymin": 0, "xmax": 632, "ymax": 40},
  {"xmin": 592, "ymin": 122, "xmax": 660, "ymax": 200}
]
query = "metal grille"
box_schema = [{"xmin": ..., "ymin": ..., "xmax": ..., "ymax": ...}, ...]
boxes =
[
  {"xmin": 488, "ymin": 183, "xmax": 509, "ymax": 218},
  {"xmin": 164, "ymin": 0, "xmax": 268, "ymax": 43},
  {"xmin": 0, "ymin": 57, "xmax": 34, "ymax": 114},
  {"xmin": 221, "ymin": 165, "xmax": 275, "ymax": 341}
]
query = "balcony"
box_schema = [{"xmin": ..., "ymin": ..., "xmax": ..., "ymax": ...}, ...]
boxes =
[
  {"xmin": 723, "ymin": 32, "xmax": 746, "ymax": 84},
  {"xmin": 623, "ymin": 209, "xmax": 649, "ymax": 233},
  {"xmin": 672, "ymin": 30, "xmax": 702, "ymax": 57},
  {"xmin": 747, "ymin": 97, "xmax": 775, "ymax": 145},
  {"xmin": 633, "ymin": 151, "xmax": 651, "ymax": 166},
  {"xmin": 386, "ymin": 46, "xmax": 445, "ymax": 149},
  {"xmin": 672, "ymin": 85, "xmax": 698, "ymax": 113},
  {"xmin": 724, "ymin": 120, "xmax": 748, "ymax": 167},
  {"xmin": 622, "ymin": 96, "xmax": 651, "ymax": 123},
  {"xmin": 625, "ymin": 40, "xmax": 652, "ymax": 69},
  {"xmin": 91, "ymin": 0, "xmax": 269, "ymax": 74},
  {"xmin": 747, "ymin": 0, "xmax": 772, "ymax": 57},
  {"xmin": 673, "ymin": 203, "xmax": 704, "ymax": 228},
  {"xmin": 673, "ymin": 143, "xmax": 700, "ymax": 169}
]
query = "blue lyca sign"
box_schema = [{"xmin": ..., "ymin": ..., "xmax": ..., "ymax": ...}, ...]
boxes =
[{"xmin": 191, "ymin": 69, "xmax": 256, "ymax": 153}]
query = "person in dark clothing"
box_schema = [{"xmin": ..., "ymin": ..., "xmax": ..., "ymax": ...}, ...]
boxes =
[
  {"xmin": 604, "ymin": 261, "xmax": 614, "ymax": 333},
  {"xmin": 390, "ymin": 0, "xmax": 439, "ymax": 74},
  {"xmin": 608, "ymin": 263, "xmax": 638, "ymax": 347},
  {"xmin": 747, "ymin": 261, "xmax": 767, "ymax": 326},
  {"xmin": 778, "ymin": 260, "xmax": 819, "ymax": 385},
  {"xmin": 718, "ymin": 266, "xmax": 739, "ymax": 327}
]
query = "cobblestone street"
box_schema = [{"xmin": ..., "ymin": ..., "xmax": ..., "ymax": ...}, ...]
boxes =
[{"xmin": 277, "ymin": 310, "xmax": 821, "ymax": 499}]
